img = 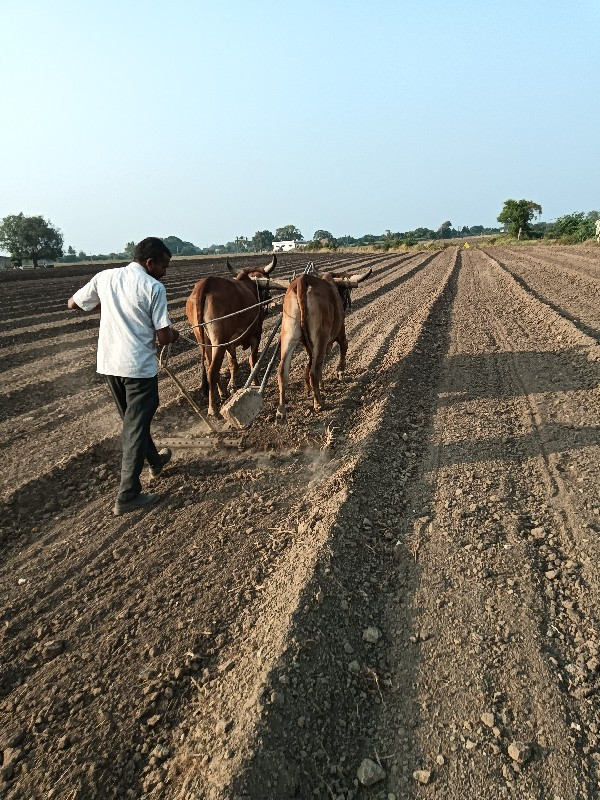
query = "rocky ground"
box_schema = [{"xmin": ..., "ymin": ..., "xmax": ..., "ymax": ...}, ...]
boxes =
[{"xmin": 0, "ymin": 245, "xmax": 599, "ymax": 799}]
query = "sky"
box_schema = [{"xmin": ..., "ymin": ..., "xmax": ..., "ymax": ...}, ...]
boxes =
[{"xmin": 1, "ymin": 0, "xmax": 599, "ymax": 254}]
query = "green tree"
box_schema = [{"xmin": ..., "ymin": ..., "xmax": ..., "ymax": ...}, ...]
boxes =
[
  {"xmin": 163, "ymin": 235, "xmax": 200, "ymax": 256},
  {"xmin": 251, "ymin": 230, "xmax": 274, "ymax": 251},
  {"xmin": 412, "ymin": 227, "xmax": 435, "ymax": 240},
  {"xmin": 275, "ymin": 224, "xmax": 303, "ymax": 241},
  {"xmin": 0, "ymin": 213, "xmax": 64, "ymax": 267},
  {"xmin": 313, "ymin": 229, "xmax": 334, "ymax": 243},
  {"xmin": 124, "ymin": 241, "xmax": 136, "ymax": 258},
  {"xmin": 234, "ymin": 235, "xmax": 250, "ymax": 252},
  {"xmin": 0, "ymin": 214, "xmax": 28, "ymax": 265},
  {"xmin": 497, "ymin": 199, "xmax": 542, "ymax": 237},
  {"xmin": 437, "ymin": 221, "xmax": 453, "ymax": 239},
  {"xmin": 67, "ymin": 245, "xmax": 76, "ymax": 255},
  {"xmin": 549, "ymin": 210, "xmax": 599, "ymax": 242}
]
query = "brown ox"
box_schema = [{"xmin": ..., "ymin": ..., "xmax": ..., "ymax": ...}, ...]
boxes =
[
  {"xmin": 276, "ymin": 268, "xmax": 371, "ymax": 420},
  {"xmin": 186, "ymin": 256, "xmax": 277, "ymax": 416}
]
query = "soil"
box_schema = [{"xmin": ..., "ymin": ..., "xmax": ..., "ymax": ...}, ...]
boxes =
[{"xmin": 1, "ymin": 246, "xmax": 599, "ymax": 799}]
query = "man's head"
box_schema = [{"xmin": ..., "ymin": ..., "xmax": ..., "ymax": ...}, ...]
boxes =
[{"xmin": 134, "ymin": 237, "xmax": 172, "ymax": 280}]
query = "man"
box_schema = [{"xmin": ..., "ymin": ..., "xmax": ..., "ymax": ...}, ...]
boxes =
[{"xmin": 68, "ymin": 237, "xmax": 179, "ymax": 515}]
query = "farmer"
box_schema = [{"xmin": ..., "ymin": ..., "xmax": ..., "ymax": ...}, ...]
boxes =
[{"xmin": 67, "ymin": 237, "xmax": 179, "ymax": 515}]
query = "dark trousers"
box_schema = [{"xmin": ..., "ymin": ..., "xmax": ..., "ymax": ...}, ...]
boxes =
[{"xmin": 106, "ymin": 375, "xmax": 160, "ymax": 503}]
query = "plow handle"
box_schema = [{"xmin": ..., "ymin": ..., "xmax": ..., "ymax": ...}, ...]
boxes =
[
  {"xmin": 259, "ymin": 340, "xmax": 280, "ymax": 394},
  {"xmin": 243, "ymin": 316, "xmax": 282, "ymax": 389}
]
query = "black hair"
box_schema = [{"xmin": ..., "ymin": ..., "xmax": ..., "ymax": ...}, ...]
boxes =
[{"xmin": 134, "ymin": 237, "xmax": 172, "ymax": 264}]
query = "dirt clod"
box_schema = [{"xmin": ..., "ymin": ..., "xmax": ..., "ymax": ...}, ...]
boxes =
[
  {"xmin": 357, "ymin": 757, "xmax": 386, "ymax": 786},
  {"xmin": 508, "ymin": 741, "xmax": 532, "ymax": 764},
  {"xmin": 413, "ymin": 769, "xmax": 432, "ymax": 784}
]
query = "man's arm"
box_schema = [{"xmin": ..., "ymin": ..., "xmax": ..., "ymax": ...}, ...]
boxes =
[
  {"xmin": 156, "ymin": 326, "xmax": 180, "ymax": 347},
  {"xmin": 67, "ymin": 297, "xmax": 101, "ymax": 311},
  {"xmin": 68, "ymin": 275, "xmax": 101, "ymax": 312},
  {"xmin": 152, "ymin": 283, "xmax": 178, "ymax": 347}
]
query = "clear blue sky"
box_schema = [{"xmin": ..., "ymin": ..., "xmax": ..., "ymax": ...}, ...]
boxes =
[{"xmin": 1, "ymin": 0, "xmax": 599, "ymax": 253}]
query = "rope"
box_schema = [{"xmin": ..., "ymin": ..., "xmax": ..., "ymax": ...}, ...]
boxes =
[
  {"xmin": 188, "ymin": 279, "xmax": 281, "ymax": 329},
  {"xmin": 181, "ymin": 280, "xmax": 285, "ymax": 350},
  {"xmin": 189, "ymin": 306, "xmax": 263, "ymax": 349},
  {"xmin": 157, "ymin": 346, "xmax": 219, "ymax": 433}
]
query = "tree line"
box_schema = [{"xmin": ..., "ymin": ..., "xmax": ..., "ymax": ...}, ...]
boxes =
[
  {"xmin": 496, "ymin": 199, "xmax": 600, "ymax": 242},
  {"xmin": 1, "ymin": 204, "xmax": 598, "ymax": 267}
]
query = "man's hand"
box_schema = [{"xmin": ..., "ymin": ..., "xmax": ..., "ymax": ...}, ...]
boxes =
[{"xmin": 156, "ymin": 326, "xmax": 179, "ymax": 347}]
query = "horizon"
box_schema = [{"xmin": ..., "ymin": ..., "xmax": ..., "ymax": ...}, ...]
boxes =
[{"xmin": 1, "ymin": 0, "xmax": 599, "ymax": 255}]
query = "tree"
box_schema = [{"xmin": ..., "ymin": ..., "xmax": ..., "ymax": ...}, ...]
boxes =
[
  {"xmin": 234, "ymin": 235, "xmax": 250, "ymax": 253},
  {"xmin": 251, "ymin": 230, "xmax": 274, "ymax": 252},
  {"xmin": 437, "ymin": 221, "xmax": 453, "ymax": 239},
  {"xmin": 67, "ymin": 245, "xmax": 76, "ymax": 255},
  {"xmin": 275, "ymin": 224, "xmax": 303, "ymax": 241},
  {"xmin": 411, "ymin": 227, "xmax": 435, "ymax": 240},
  {"xmin": 124, "ymin": 241, "xmax": 136, "ymax": 258},
  {"xmin": 549, "ymin": 210, "xmax": 599, "ymax": 242},
  {"xmin": 0, "ymin": 212, "xmax": 64, "ymax": 267},
  {"xmin": 313, "ymin": 229, "xmax": 334, "ymax": 243},
  {"xmin": 163, "ymin": 235, "xmax": 200, "ymax": 256},
  {"xmin": 497, "ymin": 199, "xmax": 542, "ymax": 238}
]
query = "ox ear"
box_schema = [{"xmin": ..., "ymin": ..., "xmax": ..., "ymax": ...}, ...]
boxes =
[
  {"xmin": 226, "ymin": 260, "xmax": 236, "ymax": 276},
  {"xmin": 263, "ymin": 255, "xmax": 277, "ymax": 275}
]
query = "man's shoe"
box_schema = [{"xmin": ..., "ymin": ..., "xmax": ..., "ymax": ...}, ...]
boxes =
[
  {"xmin": 149, "ymin": 448, "xmax": 172, "ymax": 478},
  {"xmin": 113, "ymin": 492, "xmax": 162, "ymax": 516}
]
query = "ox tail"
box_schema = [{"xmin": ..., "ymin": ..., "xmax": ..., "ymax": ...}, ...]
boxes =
[
  {"xmin": 296, "ymin": 276, "xmax": 313, "ymax": 356},
  {"xmin": 186, "ymin": 281, "xmax": 210, "ymax": 391}
]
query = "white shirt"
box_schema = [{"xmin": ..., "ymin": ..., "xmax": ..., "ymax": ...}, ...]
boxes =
[{"xmin": 72, "ymin": 262, "xmax": 171, "ymax": 378}]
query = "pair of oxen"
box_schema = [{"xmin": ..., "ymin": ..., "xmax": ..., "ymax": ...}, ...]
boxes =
[{"xmin": 185, "ymin": 257, "xmax": 371, "ymax": 420}]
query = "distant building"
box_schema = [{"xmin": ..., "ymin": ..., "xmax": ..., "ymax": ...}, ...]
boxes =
[
  {"xmin": 0, "ymin": 255, "xmax": 14, "ymax": 269},
  {"xmin": 272, "ymin": 240, "xmax": 307, "ymax": 252}
]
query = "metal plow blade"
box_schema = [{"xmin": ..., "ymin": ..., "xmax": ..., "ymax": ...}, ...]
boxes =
[
  {"xmin": 222, "ymin": 340, "xmax": 280, "ymax": 429},
  {"xmin": 160, "ymin": 429, "xmax": 244, "ymax": 455},
  {"xmin": 221, "ymin": 386, "xmax": 265, "ymax": 430},
  {"xmin": 159, "ymin": 432, "xmax": 243, "ymax": 451}
]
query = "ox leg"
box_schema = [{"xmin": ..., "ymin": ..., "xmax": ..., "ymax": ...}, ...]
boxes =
[
  {"xmin": 309, "ymin": 335, "xmax": 329, "ymax": 412},
  {"xmin": 200, "ymin": 357, "xmax": 209, "ymax": 396},
  {"xmin": 194, "ymin": 332, "xmax": 209, "ymax": 397},
  {"xmin": 336, "ymin": 325, "xmax": 348, "ymax": 380},
  {"xmin": 225, "ymin": 348, "xmax": 239, "ymax": 394},
  {"xmin": 277, "ymin": 331, "xmax": 301, "ymax": 422},
  {"xmin": 207, "ymin": 347, "xmax": 226, "ymax": 415},
  {"xmin": 304, "ymin": 355, "xmax": 312, "ymax": 396},
  {"xmin": 248, "ymin": 337, "xmax": 260, "ymax": 385}
]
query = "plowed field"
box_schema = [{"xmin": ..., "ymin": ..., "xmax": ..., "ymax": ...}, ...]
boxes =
[{"xmin": 1, "ymin": 245, "xmax": 599, "ymax": 799}]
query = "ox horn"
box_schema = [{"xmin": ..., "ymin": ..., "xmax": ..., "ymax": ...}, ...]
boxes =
[
  {"xmin": 353, "ymin": 267, "xmax": 372, "ymax": 284},
  {"xmin": 333, "ymin": 267, "xmax": 372, "ymax": 287},
  {"xmin": 226, "ymin": 260, "xmax": 237, "ymax": 276},
  {"xmin": 263, "ymin": 255, "xmax": 277, "ymax": 275},
  {"xmin": 254, "ymin": 277, "xmax": 289, "ymax": 290}
]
